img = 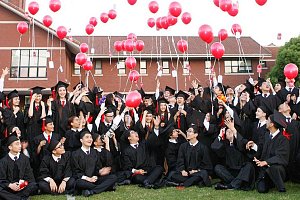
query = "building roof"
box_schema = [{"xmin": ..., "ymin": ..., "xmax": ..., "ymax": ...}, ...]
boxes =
[
  {"xmin": 263, "ymin": 44, "xmax": 280, "ymax": 61},
  {"xmin": 73, "ymin": 36, "xmax": 272, "ymax": 58}
]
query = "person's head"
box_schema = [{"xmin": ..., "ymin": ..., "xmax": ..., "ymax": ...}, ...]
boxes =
[
  {"xmin": 124, "ymin": 112, "xmax": 133, "ymax": 125},
  {"xmin": 44, "ymin": 117, "xmax": 54, "ymax": 133},
  {"xmin": 51, "ymin": 142, "xmax": 65, "ymax": 156},
  {"xmin": 164, "ymin": 86, "xmax": 175, "ymax": 99},
  {"xmin": 175, "ymin": 90, "xmax": 189, "ymax": 106},
  {"xmin": 226, "ymin": 87, "xmax": 234, "ymax": 98},
  {"xmin": 278, "ymin": 102, "xmax": 291, "ymax": 115},
  {"xmin": 104, "ymin": 108, "xmax": 114, "ymax": 123},
  {"xmin": 213, "ymin": 84, "xmax": 224, "ymax": 96},
  {"xmin": 8, "ymin": 136, "xmax": 21, "ymax": 154},
  {"xmin": 8, "ymin": 90, "xmax": 20, "ymax": 107},
  {"xmin": 80, "ymin": 131, "xmax": 93, "ymax": 148},
  {"xmin": 168, "ymin": 96, "xmax": 176, "ymax": 105},
  {"xmin": 186, "ymin": 127, "xmax": 198, "ymax": 141},
  {"xmin": 145, "ymin": 109, "xmax": 154, "ymax": 123},
  {"xmin": 239, "ymin": 90, "xmax": 249, "ymax": 101},
  {"xmin": 224, "ymin": 110, "xmax": 232, "ymax": 121},
  {"xmin": 274, "ymin": 83, "xmax": 282, "ymax": 93},
  {"xmin": 169, "ymin": 129, "xmax": 179, "ymax": 139},
  {"xmin": 158, "ymin": 98, "xmax": 168, "ymax": 112},
  {"xmin": 68, "ymin": 116, "xmax": 80, "ymax": 129},
  {"xmin": 128, "ymin": 130, "xmax": 139, "ymax": 144},
  {"xmin": 256, "ymin": 106, "xmax": 268, "ymax": 120},
  {"xmin": 266, "ymin": 115, "xmax": 278, "ymax": 131},
  {"xmin": 260, "ymin": 82, "xmax": 270, "ymax": 93},
  {"xmin": 92, "ymin": 133, "xmax": 104, "ymax": 148},
  {"xmin": 105, "ymin": 93, "xmax": 114, "ymax": 106},
  {"xmin": 31, "ymin": 86, "xmax": 45, "ymax": 103}
]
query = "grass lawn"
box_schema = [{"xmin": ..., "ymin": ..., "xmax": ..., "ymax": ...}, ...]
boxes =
[{"xmin": 31, "ymin": 182, "xmax": 300, "ymax": 200}]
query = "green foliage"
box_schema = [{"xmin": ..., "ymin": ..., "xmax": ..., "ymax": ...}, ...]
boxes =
[{"xmin": 268, "ymin": 36, "xmax": 300, "ymax": 84}]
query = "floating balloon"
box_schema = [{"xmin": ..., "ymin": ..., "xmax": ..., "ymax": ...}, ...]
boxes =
[
  {"xmin": 42, "ymin": 15, "xmax": 53, "ymax": 27},
  {"xmin": 56, "ymin": 26, "xmax": 67, "ymax": 40},
  {"xmin": 219, "ymin": 0, "xmax": 232, "ymax": 12},
  {"xmin": 125, "ymin": 56, "xmax": 137, "ymax": 69},
  {"xmin": 49, "ymin": 0, "xmax": 61, "ymax": 12},
  {"xmin": 255, "ymin": 0, "xmax": 267, "ymax": 6},
  {"xmin": 198, "ymin": 24, "xmax": 213, "ymax": 43},
  {"xmin": 75, "ymin": 53, "xmax": 87, "ymax": 66},
  {"xmin": 181, "ymin": 12, "xmax": 191, "ymax": 25},
  {"xmin": 82, "ymin": 61, "xmax": 93, "ymax": 71},
  {"xmin": 127, "ymin": 33, "xmax": 137, "ymax": 41},
  {"xmin": 213, "ymin": 0, "xmax": 220, "ymax": 7},
  {"xmin": 127, "ymin": 0, "xmax": 137, "ymax": 5},
  {"xmin": 17, "ymin": 22, "xmax": 28, "ymax": 34},
  {"xmin": 231, "ymin": 24, "xmax": 242, "ymax": 36},
  {"xmin": 218, "ymin": 29, "xmax": 228, "ymax": 41},
  {"xmin": 148, "ymin": 1, "xmax": 159, "ymax": 13},
  {"xmin": 125, "ymin": 90, "xmax": 142, "ymax": 108},
  {"xmin": 211, "ymin": 42, "xmax": 225, "ymax": 59},
  {"xmin": 85, "ymin": 24, "xmax": 94, "ymax": 35},
  {"xmin": 167, "ymin": 15, "xmax": 177, "ymax": 26},
  {"xmin": 135, "ymin": 40, "xmax": 145, "ymax": 51},
  {"xmin": 156, "ymin": 17, "xmax": 163, "ymax": 29},
  {"xmin": 114, "ymin": 41, "xmax": 123, "ymax": 52},
  {"xmin": 284, "ymin": 63, "xmax": 298, "ymax": 79},
  {"xmin": 28, "ymin": 1, "xmax": 39, "ymax": 15},
  {"xmin": 80, "ymin": 43, "xmax": 89, "ymax": 53},
  {"xmin": 129, "ymin": 70, "xmax": 140, "ymax": 82},
  {"xmin": 108, "ymin": 9, "xmax": 117, "ymax": 19},
  {"xmin": 177, "ymin": 39, "xmax": 188, "ymax": 53},
  {"xmin": 100, "ymin": 13, "xmax": 109, "ymax": 23},
  {"xmin": 89, "ymin": 17, "xmax": 98, "ymax": 27},
  {"xmin": 228, "ymin": 2, "xmax": 239, "ymax": 16},
  {"xmin": 169, "ymin": 2, "xmax": 182, "ymax": 17},
  {"xmin": 147, "ymin": 18, "xmax": 155, "ymax": 28},
  {"xmin": 124, "ymin": 40, "xmax": 135, "ymax": 52},
  {"xmin": 160, "ymin": 16, "xmax": 169, "ymax": 29}
]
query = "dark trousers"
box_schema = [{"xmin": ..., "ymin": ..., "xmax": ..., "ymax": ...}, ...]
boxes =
[
  {"xmin": 171, "ymin": 170, "xmax": 211, "ymax": 187},
  {"xmin": 256, "ymin": 165, "xmax": 286, "ymax": 193},
  {"xmin": 75, "ymin": 174, "xmax": 117, "ymax": 194},
  {"xmin": 0, "ymin": 182, "xmax": 38, "ymax": 200},
  {"xmin": 131, "ymin": 166, "xmax": 163, "ymax": 184},
  {"xmin": 38, "ymin": 178, "xmax": 75, "ymax": 195},
  {"xmin": 215, "ymin": 162, "xmax": 255, "ymax": 190}
]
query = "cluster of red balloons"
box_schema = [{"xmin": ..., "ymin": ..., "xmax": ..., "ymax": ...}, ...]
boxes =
[
  {"xmin": 284, "ymin": 63, "xmax": 298, "ymax": 79},
  {"xmin": 177, "ymin": 39, "xmax": 188, "ymax": 53},
  {"xmin": 212, "ymin": 0, "xmax": 239, "ymax": 17},
  {"xmin": 113, "ymin": 33, "xmax": 145, "ymax": 53},
  {"xmin": 75, "ymin": 52, "xmax": 93, "ymax": 71},
  {"xmin": 147, "ymin": 1, "xmax": 191, "ymax": 30}
]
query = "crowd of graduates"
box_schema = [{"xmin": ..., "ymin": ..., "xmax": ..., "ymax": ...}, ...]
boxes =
[{"xmin": 0, "ymin": 65, "xmax": 300, "ymax": 199}]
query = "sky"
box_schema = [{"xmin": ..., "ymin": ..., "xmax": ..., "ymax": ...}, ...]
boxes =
[{"xmin": 25, "ymin": 0, "xmax": 300, "ymax": 46}]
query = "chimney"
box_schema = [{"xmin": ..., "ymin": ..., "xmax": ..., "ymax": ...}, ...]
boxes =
[{"xmin": 6, "ymin": 0, "xmax": 26, "ymax": 10}]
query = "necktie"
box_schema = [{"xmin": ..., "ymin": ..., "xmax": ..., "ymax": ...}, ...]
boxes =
[
  {"xmin": 47, "ymin": 135, "xmax": 51, "ymax": 144},
  {"xmin": 61, "ymin": 101, "xmax": 65, "ymax": 107},
  {"xmin": 258, "ymin": 122, "xmax": 261, "ymax": 128},
  {"xmin": 269, "ymin": 134, "xmax": 272, "ymax": 140},
  {"xmin": 263, "ymin": 94, "xmax": 267, "ymax": 98},
  {"xmin": 57, "ymin": 158, "xmax": 61, "ymax": 163},
  {"xmin": 14, "ymin": 156, "xmax": 18, "ymax": 161},
  {"xmin": 289, "ymin": 88, "xmax": 292, "ymax": 92},
  {"xmin": 86, "ymin": 151, "xmax": 90, "ymax": 155},
  {"xmin": 134, "ymin": 144, "xmax": 138, "ymax": 149},
  {"xmin": 287, "ymin": 117, "xmax": 291, "ymax": 123},
  {"xmin": 35, "ymin": 106, "xmax": 39, "ymax": 111}
]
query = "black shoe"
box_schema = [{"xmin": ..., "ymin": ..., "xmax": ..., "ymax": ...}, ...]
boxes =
[
  {"xmin": 215, "ymin": 183, "xmax": 228, "ymax": 190},
  {"xmin": 118, "ymin": 179, "xmax": 131, "ymax": 186},
  {"xmin": 82, "ymin": 190, "xmax": 93, "ymax": 197},
  {"xmin": 143, "ymin": 180, "xmax": 154, "ymax": 189},
  {"xmin": 279, "ymin": 188, "xmax": 286, "ymax": 192},
  {"xmin": 165, "ymin": 180, "xmax": 180, "ymax": 187}
]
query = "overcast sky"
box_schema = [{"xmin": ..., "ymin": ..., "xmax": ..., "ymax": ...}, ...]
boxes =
[{"xmin": 25, "ymin": 0, "xmax": 300, "ymax": 46}]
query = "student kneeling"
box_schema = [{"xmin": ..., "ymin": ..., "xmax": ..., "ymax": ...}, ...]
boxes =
[
  {"xmin": 72, "ymin": 131, "xmax": 118, "ymax": 197},
  {"xmin": 38, "ymin": 140, "xmax": 75, "ymax": 195}
]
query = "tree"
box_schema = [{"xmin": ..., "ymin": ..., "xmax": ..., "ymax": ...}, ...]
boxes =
[{"xmin": 268, "ymin": 36, "xmax": 300, "ymax": 84}]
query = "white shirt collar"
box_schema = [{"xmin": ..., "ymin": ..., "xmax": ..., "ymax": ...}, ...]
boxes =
[
  {"xmin": 52, "ymin": 154, "xmax": 62, "ymax": 162},
  {"xmin": 71, "ymin": 128, "xmax": 82, "ymax": 132},
  {"xmin": 169, "ymin": 139, "xmax": 177, "ymax": 144},
  {"xmin": 8, "ymin": 152, "xmax": 20, "ymax": 161},
  {"xmin": 270, "ymin": 129, "xmax": 280, "ymax": 139},
  {"xmin": 258, "ymin": 120, "xmax": 267, "ymax": 127},
  {"xmin": 262, "ymin": 93, "xmax": 270, "ymax": 97},
  {"xmin": 81, "ymin": 146, "xmax": 91, "ymax": 154},
  {"xmin": 189, "ymin": 140, "xmax": 199, "ymax": 146},
  {"xmin": 285, "ymin": 86, "xmax": 294, "ymax": 91},
  {"xmin": 94, "ymin": 147, "xmax": 103, "ymax": 152},
  {"xmin": 43, "ymin": 132, "xmax": 52, "ymax": 140},
  {"xmin": 130, "ymin": 143, "xmax": 139, "ymax": 148}
]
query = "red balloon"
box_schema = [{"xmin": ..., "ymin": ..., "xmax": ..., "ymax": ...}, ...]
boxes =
[
  {"xmin": 56, "ymin": 26, "xmax": 67, "ymax": 40},
  {"xmin": 211, "ymin": 42, "xmax": 225, "ymax": 59},
  {"xmin": 125, "ymin": 91, "xmax": 142, "ymax": 108},
  {"xmin": 147, "ymin": 18, "xmax": 155, "ymax": 28},
  {"xmin": 213, "ymin": 0, "xmax": 220, "ymax": 7},
  {"xmin": 100, "ymin": 13, "xmax": 109, "ymax": 23},
  {"xmin": 127, "ymin": 0, "xmax": 137, "ymax": 5},
  {"xmin": 121, "ymin": 40, "xmax": 127, "ymax": 51},
  {"xmin": 124, "ymin": 40, "xmax": 135, "ymax": 52},
  {"xmin": 28, "ymin": 1, "xmax": 39, "ymax": 15},
  {"xmin": 75, "ymin": 53, "xmax": 87, "ymax": 66},
  {"xmin": 42, "ymin": 15, "xmax": 53, "ymax": 27},
  {"xmin": 114, "ymin": 41, "xmax": 123, "ymax": 52},
  {"xmin": 127, "ymin": 33, "xmax": 137, "ymax": 41},
  {"xmin": 135, "ymin": 40, "xmax": 145, "ymax": 51},
  {"xmin": 129, "ymin": 70, "xmax": 140, "ymax": 82},
  {"xmin": 80, "ymin": 43, "xmax": 89, "ymax": 53},
  {"xmin": 108, "ymin": 9, "xmax": 117, "ymax": 19},
  {"xmin": 167, "ymin": 15, "xmax": 177, "ymax": 26},
  {"xmin": 181, "ymin": 12, "xmax": 191, "ymax": 25},
  {"xmin": 149, "ymin": 1, "xmax": 159, "ymax": 13},
  {"xmin": 17, "ymin": 22, "xmax": 28, "ymax": 34},
  {"xmin": 85, "ymin": 24, "xmax": 94, "ymax": 35},
  {"xmin": 156, "ymin": 17, "xmax": 163, "ymax": 29},
  {"xmin": 218, "ymin": 29, "xmax": 228, "ymax": 41},
  {"xmin": 169, "ymin": 2, "xmax": 182, "ymax": 17},
  {"xmin": 231, "ymin": 24, "xmax": 242, "ymax": 35},
  {"xmin": 125, "ymin": 56, "xmax": 136, "ymax": 69},
  {"xmin": 284, "ymin": 63, "xmax": 298, "ymax": 79},
  {"xmin": 49, "ymin": 0, "xmax": 61, "ymax": 12},
  {"xmin": 177, "ymin": 39, "xmax": 188, "ymax": 53},
  {"xmin": 89, "ymin": 17, "xmax": 98, "ymax": 27},
  {"xmin": 198, "ymin": 24, "xmax": 213, "ymax": 43},
  {"xmin": 255, "ymin": 0, "xmax": 267, "ymax": 6},
  {"xmin": 228, "ymin": 3, "xmax": 239, "ymax": 16},
  {"xmin": 219, "ymin": 0, "xmax": 232, "ymax": 12},
  {"xmin": 160, "ymin": 16, "xmax": 169, "ymax": 29},
  {"xmin": 82, "ymin": 61, "xmax": 93, "ymax": 71}
]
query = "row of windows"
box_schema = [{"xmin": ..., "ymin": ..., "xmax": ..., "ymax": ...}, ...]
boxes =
[{"xmin": 10, "ymin": 49, "xmax": 253, "ymax": 78}]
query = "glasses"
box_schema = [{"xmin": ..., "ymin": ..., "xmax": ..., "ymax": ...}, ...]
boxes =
[{"xmin": 55, "ymin": 143, "xmax": 64, "ymax": 150}]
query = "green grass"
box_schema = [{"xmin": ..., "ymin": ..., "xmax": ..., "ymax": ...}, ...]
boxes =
[{"xmin": 31, "ymin": 182, "xmax": 300, "ymax": 200}]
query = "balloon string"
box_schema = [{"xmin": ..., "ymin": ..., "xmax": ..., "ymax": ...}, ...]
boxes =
[
  {"xmin": 237, "ymin": 38, "xmax": 251, "ymax": 78},
  {"xmin": 148, "ymin": 36, "xmax": 154, "ymax": 70},
  {"xmin": 129, "ymin": 80, "xmax": 134, "ymax": 92},
  {"xmin": 123, "ymin": 72, "xmax": 130, "ymax": 93},
  {"xmin": 59, "ymin": 41, "xmax": 62, "ymax": 67},
  {"xmin": 166, "ymin": 36, "xmax": 175, "ymax": 70},
  {"xmin": 108, "ymin": 36, "xmax": 111, "ymax": 65},
  {"xmin": 51, "ymin": 33, "xmax": 54, "ymax": 61},
  {"xmin": 47, "ymin": 28, "xmax": 49, "ymax": 50},
  {"xmin": 89, "ymin": 70, "xmax": 98, "ymax": 87},
  {"xmin": 32, "ymin": 18, "xmax": 35, "ymax": 51},
  {"xmin": 17, "ymin": 35, "xmax": 22, "ymax": 83}
]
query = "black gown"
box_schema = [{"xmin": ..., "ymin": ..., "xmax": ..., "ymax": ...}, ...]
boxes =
[
  {"xmin": 2, "ymin": 107, "xmax": 26, "ymax": 139},
  {"xmin": 254, "ymin": 94, "xmax": 281, "ymax": 115},
  {"xmin": 64, "ymin": 129, "xmax": 81, "ymax": 152}
]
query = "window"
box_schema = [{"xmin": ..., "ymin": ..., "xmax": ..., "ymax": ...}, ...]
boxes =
[
  {"xmin": 224, "ymin": 59, "xmax": 252, "ymax": 74},
  {"xmin": 10, "ymin": 49, "xmax": 47, "ymax": 78},
  {"xmin": 205, "ymin": 61, "xmax": 212, "ymax": 74},
  {"xmin": 183, "ymin": 60, "xmax": 190, "ymax": 75},
  {"xmin": 95, "ymin": 60, "xmax": 103, "ymax": 75},
  {"xmin": 74, "ymin": 63, "xmax": 81, "ymax": 75},
  {"xmin": 117, "ymin": 60, "xmax": 126, "ymax": 75},
  {"xmin": 139, "ymin": 60, "xmax": 147, "ymax": 74},
  {"xmin": 162, "ymin": 60, "xmax": 169, "ymax": 74}
]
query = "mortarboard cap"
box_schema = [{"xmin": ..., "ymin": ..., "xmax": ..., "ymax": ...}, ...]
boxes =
[
  {"xmin": 165, "ymin": 86, "xmax": 176, "ymax": 95},
  {"xmin": 145, "ymin": 107, "xmax": 155, "ymax": 115},
  {"xmin": 31, "ymin": 86, "xmax": 45, "ymax": 95},
  {"xmin": 73, "ymin": 81, "xmax": 84, "ymax": 90},
  {"xmin": 45, "ymin": 116, "xmax": 53, "ymax": 125},
  {"xmin": 188, "ymin": 87, "xmax": 195, "ymax": 95},
  {"xmin": 93, "ymin": 86, "xmax": 103, "ymax": 94},
  {"xmin": 104, "ymin": 107, "xmax": 115, "ymax": 115},
  {"xmin": 269, "ymin": 110, "xmax": 287, "ymax": 129},
  {"xmin": 0, "ymin": 91, "xmax": 5, "ymax": 102},
  {"xmin": 175, "ymin": 90, "xmax": 189, "ymax": 100},
  {"xmin": 144, "ymin": 93, "xmax": 155, "ymax": 100},
  {"xmin": 6, "ymin": 134, "xmax": 19, "ymax": 147},
  {"xmin": 113, "ymin": 91, "xmax": 125, "ymax": 99},
  {"xmin": 55, "ymin": 81, "xmax": 69, "ymax": 91},
  {"xmin": 7, "ymin": 89, "xmax": 19, "ymax": 100},
  {"xmin": 158, "ymin": 97, "xmax": 169, "ymax": 104},
  {"xmin": 48, "ymin": 139, "xmax": 60, "ymax": 152},
  {"xmin": 137, "ymin": 88, "xmax": 145, "ymax": 99},
  {"xmin": 257, "ymin": 105, "xmax": 270, "ymax": 118}
]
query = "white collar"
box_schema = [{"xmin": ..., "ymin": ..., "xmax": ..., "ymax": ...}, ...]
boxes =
[
  {"xmin": 130, "ymin": 143, "xmax": 139, "ymax": 148},
  {"xmin": 258, "ymin": 120, "xmax": 267, "ymax": 127},
  {"xmin": 94, "ymin": 147, "xmax": 103, "ymax": 152},
  {"xmin": 8, "ymin": 152, "xmax": 20, "ymax": 161},
  {"xmin": 285, "ymin": 86, "xmax": 294, "ymax": 91},
  {"xmin": 81, "ymin": 146, "xmax": 91, "ymax": 154},
  {"xmin": 169, "ymin": 139, "xmax": 177, "ymax": 144},
  {"xmin": 52, "ymin": 154, "xmax": 62, "ymax": 162},
  {"xmin": 43, "ymin": 132, "xmax": 52, "ymax": 140},
  {"xmin": 71, "ymin": 128, "xmax": 82, "ymax": 132},
  {"xmin": 104, "ymin": 122, "xmax": 112, "ymax": 126},
  {"xmin": 189, "ymin": 140, "xmax": 199, "ymax": 146},
  {"xmin": 270, "ymin": 129, "xmax": 280, "ymax": 139},
  {"xmin": 262, "ymin": 93, "xmax": 270, "ymax": 97}
]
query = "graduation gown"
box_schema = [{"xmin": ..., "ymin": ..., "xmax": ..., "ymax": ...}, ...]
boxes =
[
  {"xmin": 277, "ymin": 87, "xmax": 299, "ymax": 104},
  {"xmin": 2, "ymin": 108, "xmax": 26, "ymax": 139},
  {"xmin": 64, "ymin": 129, "xmax": 81, "ymax": 152},
  {"xmin": 172, "ymin": 104, "xmax": 192, "ymax": 133},
  {"xmin": 254, "ymin": 94, "xmax": 281, "ymax": 115},
  {"xmin": 165, "ymin": 136, "xmax": 186, "ymax": 172}
]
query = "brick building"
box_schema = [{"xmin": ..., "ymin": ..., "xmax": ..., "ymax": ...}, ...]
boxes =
[{"xmin": 0, "ymin": 0, "xmax": 277, "ymax": 106}]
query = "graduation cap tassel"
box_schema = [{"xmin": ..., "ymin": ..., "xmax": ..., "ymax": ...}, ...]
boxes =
[
  {"xmin": 42, "ymin": 118, "xmax": 46, "ymax": 132},
  {"xmin": 52, "ymin": 89, "xmax": 56, "ymax": 99},
  {"xmin": 95, "ymin": 95, "xmax": 99, "ymax": 106},
  {"xmin": 5, "ymin": 96, "xmax": 9, "ymax": 109}
]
